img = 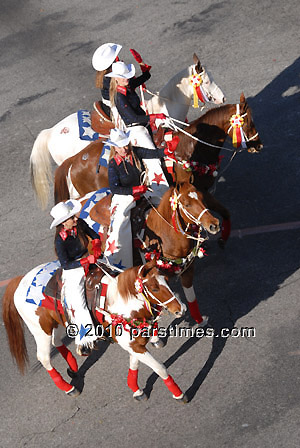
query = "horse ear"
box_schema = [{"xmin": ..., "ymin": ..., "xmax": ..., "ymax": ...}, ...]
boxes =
[
  {"xmin": 174, "ymin": 182, "xmax": 180, "ymax": 192},
  {"xmin": 240, "ymin": 92, "xmax": 246, "ymax": 104},
  {"xmin": 140, "ymin": 259, "xmax": 156, "ymax": 278},
  {"xmin": 193, "ymin": 53, "xmax": 203, "ymax": 72}
]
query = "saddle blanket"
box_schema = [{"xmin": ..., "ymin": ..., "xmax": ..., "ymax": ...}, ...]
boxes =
[
  {"xmin": 98, "ymin": 144, "xmax": 111, "ymax": 169},
  {"xmin": 25, "ymin": 260, "xmax": 61, "ymax": 306},
  {"xmin": 79, "ymin": 187, "xmax": 111, "ymax": 235},
  {"xmin": 77, "ymin": 110, "xmax": 100, "ymax": 141}
]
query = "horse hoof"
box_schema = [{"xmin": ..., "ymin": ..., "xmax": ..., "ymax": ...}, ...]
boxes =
[
  {"xmin": 67, "ymin": 368, "xmax": 78, "ymax": 379},
  {"xmin": 175, "ymin": 393, "xmax": 189, "ymax": 404},
  {"xmin": 218, "ymin": 238, "xmax": 226, "ymax": 249},
  {"xmin": 151, "ymin": 339, "xmax": 166, "ymax": 349},
  {"xmin": 133, "ymin": 392, "xmax": 148, "ymax": 402},
  {"xmin": 66, "ymin": 386, "xmax": 81, "ymax": 397},
  {"xmin": 198, "ymin": 315, "xmax": 209, "ymax": 328}
]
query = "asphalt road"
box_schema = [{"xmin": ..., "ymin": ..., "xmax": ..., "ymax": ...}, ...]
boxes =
[{"xmin": 0, "ymin": 1, "xmax": 300, "ymax": 447}]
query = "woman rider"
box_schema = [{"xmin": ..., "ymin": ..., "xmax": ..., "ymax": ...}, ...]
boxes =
[
  {"xmin": 106, "ymin": 61, "xmax": 169, "ymax": 204},
  {"xmin": 103, "ymin": 128, "xmax": 175, "ymax": 269},
  {"xmin": 50, "ymin": 199, "xmax": 102, "ymax": 356}
]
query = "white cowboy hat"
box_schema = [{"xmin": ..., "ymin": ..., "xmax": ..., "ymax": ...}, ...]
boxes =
[
  {"xmin": 50, "ymin": 199, "xmax": 82, "ymax": 229},
  {"xmin": 105, "ymin": 128, "xmax": 131, "ymax": 147},
  {"xmin": 105, "ymin": 61, "xmax": 135, "ymax": 79},
  {"xmin": 92, "ymin": 43, "xmax": 122, "ymax": 71}
]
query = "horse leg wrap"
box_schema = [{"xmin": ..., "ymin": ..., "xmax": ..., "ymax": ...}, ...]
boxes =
[
  {"xmin": 127, "ymin": 368, "xmax": 139, "ymax": 393},
  {"xmin": 57, "ymin": 344, "xmax": 78, "ymax": 372},
  {"xmin": 221, "ymin": 219, "xmax": 231, "ymax": 241},
  {"xmin": 163, "ymin": 375, "xmax": 183, "ymax": 398},
  {"xmin": 187, "ymin": 300, "xmax": 203, "ymax": 324},
  {"xmin": 47, "ymin": 368, "xmax": 73, "ymax": 393}
]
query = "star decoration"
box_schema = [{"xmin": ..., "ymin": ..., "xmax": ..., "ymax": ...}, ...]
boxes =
[
  {"xmin": 107, "ymin": 240, "xmax": 117, "ymax": 254},
  {"xmin": 114, "ymin": 260, "xmax": 126, "ymax": 270},
  {"xmin": 152, "ymin": 173, "xmax": 164, "ymax": 185},
  {"xmin": 69, "ymin": 306, "xmax": 76, "ymax": 318},
  {"xmin": 81, "ymin": 126, "xmax": 98, "ymax": 139},
  {"xmin": 79, "ymin": 324, "xmax": 89, "ymax": 340}
]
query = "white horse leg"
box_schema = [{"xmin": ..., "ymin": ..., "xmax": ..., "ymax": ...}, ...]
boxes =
[
  {"xmin": 127, "ymin": 354, "xmax": 147, "ymax": 400},
  {"xmin": 131, "ymin": 349, "xmax": 185, "ymax": 401},
  {"xmin": 30, "ymin": 327, "xmax": 74, "ymax": 394},
  {"xmin": 183, "ymin": 285, "xmax": 208, "ymax": 326},
  {"xmin": 52, "ymin": 326, "xmax": 78, "ymax": 374}
]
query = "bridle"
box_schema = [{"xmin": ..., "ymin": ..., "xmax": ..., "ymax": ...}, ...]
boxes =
[
  {"xmin": 169, "ymin": 189, "xmax": 210, "ymax": 239},
  {"xmin": 227, "ymin": 104, "xmax": 259, "ymax": 149},
  {"xmin": 167, "ymin": 103, "xmax": 259, "ymax": 153},
  {"xmin": 135, "ymin": 266, "xmax": 178, "ymax": 311},
  {"xmin": 189, "ymin": 66, "xmax": 219, "ymax": 105}
]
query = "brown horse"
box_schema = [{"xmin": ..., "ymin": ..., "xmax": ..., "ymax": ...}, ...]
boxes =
[
  {"xmin": 173, "ymin": 92, "xmax": 263, "ymax": 190},
  {"xmin": 53, "ymin": 140, "xmax": 108, "ymax": 204},
  {"xmin": 2, "ymin": 260, "xmax": 188, "ymax": 401},
  {"xmin": 89, "ymin": 180, "xmax": 221, "ymax": 325}
]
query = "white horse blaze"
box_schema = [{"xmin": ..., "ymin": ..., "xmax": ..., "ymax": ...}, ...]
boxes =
[{"xmin": 188, "ymin": 191, "xmax": 198, "ymax": 200}]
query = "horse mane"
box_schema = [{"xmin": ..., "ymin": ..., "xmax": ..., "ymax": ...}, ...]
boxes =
[
  {"xmin": 156, "ymin": 186, "xmax": 174, "ymax": 219},
  {"xmin": 159, "ymin": 66, "xmax": 190, "ymax": 97},
  {"xmin": 190, "ymin": 103, "xmax": 233, "ymax": 128},
  {"xmin": 116, "ymin": 266, "xmax": 140, "ymax": 301}
]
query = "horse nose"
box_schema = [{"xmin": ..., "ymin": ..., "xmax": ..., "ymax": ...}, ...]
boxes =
[
  {"xmin": 222, "ymin": 96, "xmax": 226, "ymax": 103},
  {"xmin": 209, "ymin": 223, "xmax": 220, "ymax": 234},
  {"xmin": 175, "ymin": 302, "xmax": 187, "ymax": 317}
]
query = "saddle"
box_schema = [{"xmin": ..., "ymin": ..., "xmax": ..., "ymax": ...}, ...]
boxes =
[
  {"xmin": 89, "ymin": 193, "xmax": 151, "ymax": 238},
  {"xmin": 85, "ymin": 262, "xmax": 118, "ymax": 323},
  {"xmin": 43, "ymin": 268, "xmax": 67, "ymax": 321},
  {"xmin": 91, "ymin": 101, "xmax": 114, "ymax": 136},
  {"xmin": 43, "ymin": 262, "xmax": 118, "ymax": 325}
]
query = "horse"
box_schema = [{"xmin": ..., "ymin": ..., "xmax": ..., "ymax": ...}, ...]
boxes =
[
  {"xmin": 52, "ymin": 94, "xmax": 261, "ymax": 202},
  {"xmin": 88, "ymin": 180, "xmax": 221, "ymax": 326},
  {"xmin": 172, "ymin": 92, "xmax": 263, "ymax": 191},
  {"xmin": 51, "ymin": 95, "xmax": 260, "ymax": 245},
  {"xmin": 2, "ymin": 260, "xmax": 189, "ymax": 402},
  {"xmin": 30, "ymin": 53, "xmax": 225, "ymax": 208}
]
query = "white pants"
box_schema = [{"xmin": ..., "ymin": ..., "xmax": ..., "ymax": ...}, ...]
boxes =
[
  {"xmin": 104, "ymin": 194, "xmax": 136, "ymax": 269},
  {"xmin": 62, "ymin": 267, "xmax": 97, "ymax": 349},
  {"xmin": 129, "ymin": 125, "xmax": 169, "ymax": 206}
]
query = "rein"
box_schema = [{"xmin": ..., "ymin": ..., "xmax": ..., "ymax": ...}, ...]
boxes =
[
  {"xmin": 91, "ymin": 264, "xmax": 172, "ymax": 332},
  {"xmin": 145, "ymin": 192, "xmax": 208, "ymax": 242},
  {"xmin": 167, "ymin": 104, "xmax": 258, "ymax": 153}
]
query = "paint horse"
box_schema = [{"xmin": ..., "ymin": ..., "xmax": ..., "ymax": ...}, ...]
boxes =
[
  {"xmin": 89, "ymin": 181, "xmax": 221, "ymax": 326},
  {"xmin": 30, "ymin": 53, "xmax": 225, "ymax": 209},
  {"xmin": 173, "ymin": 92, "xmax": 263, "ymax": 191},
  {"xmin": 2, "ymin": 260, "xmax": 188, "ymax": 401}
]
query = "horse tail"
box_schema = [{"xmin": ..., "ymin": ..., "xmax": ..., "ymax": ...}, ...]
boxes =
[
  {"xmin": 30, "ymin": 129, "xmax": 52, "ymax": 210},
  {"xmin": 2, "ymin": 276, "xmax": 28, "ymax": 374},
  {"xmin": 54, "ymin": 159, "xmax": 71, "ymax": 204}
]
